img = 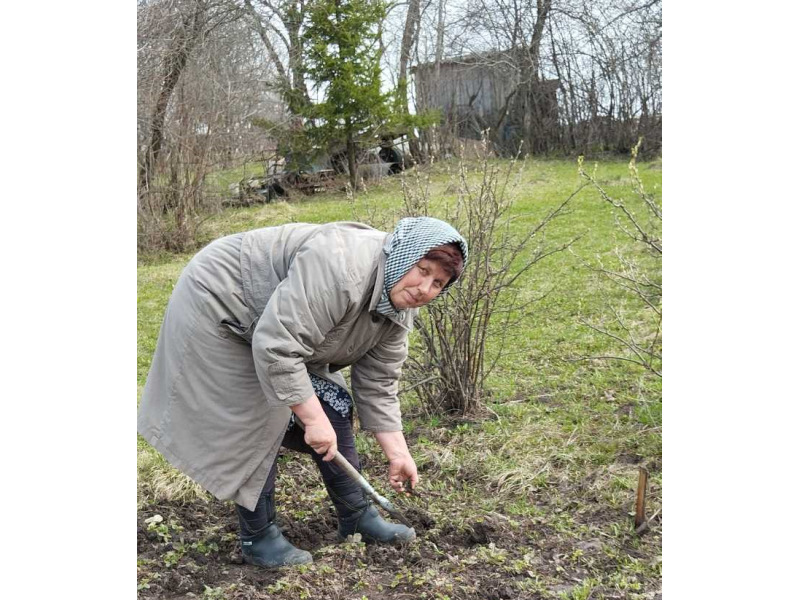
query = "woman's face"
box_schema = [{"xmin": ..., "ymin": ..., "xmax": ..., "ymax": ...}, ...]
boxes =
[{"xmin": 389, "ymin": 258, "xmax": 450, "ymax": 309}]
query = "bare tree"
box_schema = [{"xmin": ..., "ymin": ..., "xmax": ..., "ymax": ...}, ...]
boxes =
[
  {"xmin": 138, "ymin": 0, "xmax": 210, "ymax": 199},
  {"xmin": 398, "ymin": 0, "xmax": 421, "ymax": 103},
  {"xmin": 138, "ymin": 0, "xmax": 281, "ymax": 252},
  {"xmin": 238, "ymin": 0, "xmax": 311, "ymax": 109},
  {"xmin": 410, "ymin": 0, "xmax": 661, "ymax": 156},
  {"xmin": 547, "ymin": 0, "xmax": 662, "ymax": 154}
]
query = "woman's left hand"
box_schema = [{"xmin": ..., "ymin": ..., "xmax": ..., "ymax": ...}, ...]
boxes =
[
  {"xmin": 374, "ymin": 430, "xmax": 419, "ymax": 494},
  {"xmin": 388, "ymin": 454, "xmax": 419, "ymax": 494}
]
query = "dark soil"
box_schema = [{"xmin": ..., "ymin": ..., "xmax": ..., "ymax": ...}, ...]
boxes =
[{"xmin": 138, "ymin": 455, "xmax": 662, "ymax": 599}]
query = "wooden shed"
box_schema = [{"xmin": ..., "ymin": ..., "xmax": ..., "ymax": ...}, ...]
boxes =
[{"xmin": 413, "ymin": 50, "xmax": 560, "ymax": 152}]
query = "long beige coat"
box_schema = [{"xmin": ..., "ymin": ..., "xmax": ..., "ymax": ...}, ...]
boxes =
[{"xmin": 137, "ymin": 222, "xmax": 416, "ymax": 511}]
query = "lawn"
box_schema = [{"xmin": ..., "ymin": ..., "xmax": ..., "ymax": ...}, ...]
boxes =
[{"xmin": 137, "ymin": 154, "xmax": 662, "ymax": 599}]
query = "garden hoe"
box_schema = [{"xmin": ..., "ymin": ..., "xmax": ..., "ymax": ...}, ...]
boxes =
[{"xmin": 294, "ymin": 417, "xmax": 414, "ymax": 528}]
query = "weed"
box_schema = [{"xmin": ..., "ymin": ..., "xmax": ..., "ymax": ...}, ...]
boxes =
[
  {"xmin": 266, "ymin": 578, "xmax": 312, "ymax": 598},
  {"xmin": 190, "ymin": 540, "xmax": 219, "ymax": 555},
  {"xmin": 505, "ymin": 551, "xmax": 536, "ymax": 575},
  {"xmin": 475, "ymin": 543, "xmax": 509, "ymax": 566},
  {"xmin": 163, "ymin": 548, "xmax": 184, "ymax": 567},
  {"xmin": 560, "ymin": 578, "xmax": 600, "ymax": 600},
  {"xmin": 202, "ymin": 584, "xmax": 237, "ymax": 599}
]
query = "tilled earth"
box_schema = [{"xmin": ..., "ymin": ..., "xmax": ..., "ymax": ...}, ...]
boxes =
[{"xmin": 138, "ymin": 453, "xmax": 662, "ymax": 599}]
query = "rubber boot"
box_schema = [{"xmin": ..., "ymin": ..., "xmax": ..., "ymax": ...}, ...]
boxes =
[
  {"xmin": 325, "ymin": 479, "xmax": 416, "ymax": 543},
  {"xmin": 237, "ymin": 494, "xmax": 312, "ymax": 567}
]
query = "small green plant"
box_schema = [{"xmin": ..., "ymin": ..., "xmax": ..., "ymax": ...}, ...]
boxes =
[
  {"xmin": 163, "ymin": 548, "xmax": 184, "ymax": 567},
  {"xmin": 475, "ymin": 543, "xmax": 509, "ymax": 566},
  {"xmin": 390, "ymin": 567, "xmax": 413, "ymax": 589},
  {"xmin": 191, "ymin": 540, "xmax": 219, "ymax": 555},
  {"xmin": 608, "ymin": 571, "xmax": 643, "ymax": 593},
  {"xmin": 505, "ymin": 551, "xmax": 535, "ymax": 575},
  {"xmin": 202, "ymin": 585, "xmax": 225, "ymax": 599},
  {"xmin": 560, "ymin": 578, "xmax": 600, "ymax": 600},
  {"xmin": 145, "ymin": 515, "xmax": 171, "ymax": 543},
  {"xmin": 220, "ymin": 532, "xmax": 238, "ymax": 544},
  {"xmin": 266, "ymin": 578, "xmax": 312, "ymax": 598},
  {"xmin": 202, "ymin": 584, "xmax": 238, "ymax": 599}
]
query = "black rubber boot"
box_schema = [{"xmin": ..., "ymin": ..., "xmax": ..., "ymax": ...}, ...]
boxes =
[
  {"xmin": 325, "ymin": 479, "xmax": 416, "ymax": 543},
  {"xmin": 237, "ymin": 494, "xmax": 312, "ymax": 567}
]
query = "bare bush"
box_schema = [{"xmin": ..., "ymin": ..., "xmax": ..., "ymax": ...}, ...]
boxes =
[
  {"xmin": 399, "ymin": 138, "xmax": 586, "ymax": 416},
  {"xmin": 138, "ymin": 0, "xmax": 281, "ymax": 253},
  {"xmin": 576, "ymin": 139, "xmax": 662, "ymax": 375},
  {"xmin": 137, "ymin": 125, "xmax": 218, "ymax": 253}
]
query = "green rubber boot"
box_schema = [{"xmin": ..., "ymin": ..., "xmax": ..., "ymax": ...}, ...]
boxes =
[
  {"xmin": 237, "ymin": 493, "xmax": 312, "ymax": 567},
  {"xmin": 325, "ymin": 480, "xmax": 416, "ymax": 543},
  {"xmin": 241, "ymin": 523, "xmax": 313, "ymax": 567}
]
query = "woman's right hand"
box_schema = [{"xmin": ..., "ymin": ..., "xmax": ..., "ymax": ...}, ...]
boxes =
[
  {"xmin": 303, "ymin": 419, "xmax": 338, "ymax": 461},
  {"xmin": 291, "ymin": 394, "xmax": 338, "ymax": 461}
]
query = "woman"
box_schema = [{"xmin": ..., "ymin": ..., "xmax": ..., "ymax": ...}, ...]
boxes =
[{"xmin": 137, "ymin": 217, "xmax": 468, "ymax": 568}]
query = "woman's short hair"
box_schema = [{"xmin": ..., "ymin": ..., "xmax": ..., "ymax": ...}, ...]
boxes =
[{"xmin": 423, "ymin": 243, "xmax": 465, "ymax": 283}]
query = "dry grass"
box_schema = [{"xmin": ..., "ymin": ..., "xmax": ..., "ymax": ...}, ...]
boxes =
[{"xmin": 137, "ymin": 444, "xmax": 210, "ymax": 508}]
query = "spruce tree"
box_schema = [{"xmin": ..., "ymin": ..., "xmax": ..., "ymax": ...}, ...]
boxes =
[{"xmin": 302, "ymin": 0, "xmax": 390, "ymax": 191}]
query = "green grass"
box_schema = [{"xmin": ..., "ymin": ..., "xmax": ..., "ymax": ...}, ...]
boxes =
[
  {"xmin": 137, "ymin": 155, "xmax": 662, "ymax": 598},
  {"xmin": 205, "ymin": 160, "xmax": 268, "ymax": 196}
]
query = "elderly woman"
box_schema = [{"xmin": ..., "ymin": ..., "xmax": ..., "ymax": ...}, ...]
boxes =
[{"xmin": 137, "ymin": 217, "xmax": 468, "ymax": 568}]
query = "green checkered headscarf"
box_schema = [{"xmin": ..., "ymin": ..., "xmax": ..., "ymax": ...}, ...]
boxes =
[{"xmin": 375, "ymin": 217, "xmax": 468, "ymax": 318}]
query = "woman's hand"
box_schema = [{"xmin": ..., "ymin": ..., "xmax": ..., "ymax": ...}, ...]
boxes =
[
  {"xmin": 374, "ymin": 430, "xmax": 419, "ymax": 493},
  {"xmin": 291, "ymin": 394, "xmax": 338, "ymax": 461},
  {"xmin": 388, "ymin": 454, "xmax": 419, "ymax": 494},
  {"xmin": 303, "ymin": 419, "xmax": 338, "ymax": 461}
]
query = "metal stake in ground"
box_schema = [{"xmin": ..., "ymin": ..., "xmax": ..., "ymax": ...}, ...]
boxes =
[{"xmin": 294, "ymin": 418, "xmax": 414, "ymax": 528}]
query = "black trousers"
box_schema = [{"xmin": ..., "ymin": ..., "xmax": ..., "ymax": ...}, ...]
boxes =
[{"xmin": 235, "ymin": 401, "xmax": 362, "ymax": 538}]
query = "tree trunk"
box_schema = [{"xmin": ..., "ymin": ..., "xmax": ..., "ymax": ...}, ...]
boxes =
[
  {"xmin": 398, "ymin": 0, "xmax": 421, "ymax": 162},
  {"xmin": 242, "ymin": 0, "xmax": 289, "ymax": 87},
  {"xmin": 398, "ymin": 0, "xmax": 419, "ymax": 89},
  {"xmin": 435, "ymin": 0, "xmax": 445, "ymax": 78},
  {"xmin": 347, "ymin": 131, "xmax": 357, "ymax": 192},
  {"xmin": 524, "ymin": 0, "xmax": 551, "ymax": 154},
  {"xmin": 286, "ymin": 2, "xmax": 310, "ymax": 108},
  {"xmin": 138, "ymin": 1, "xmax": 207, "ymax": 200}
]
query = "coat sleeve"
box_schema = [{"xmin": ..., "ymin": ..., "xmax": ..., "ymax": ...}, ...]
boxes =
[
  {"xmin": 350, "ymin": 324, "xmax": 409, "ymax": 432},
  {"xmin": 251, "ymin": 236, "xmax": 358, "ymax": 407}
]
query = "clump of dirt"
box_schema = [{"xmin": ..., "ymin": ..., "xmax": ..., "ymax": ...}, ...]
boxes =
[
  {"xmin": 476, "ymin": 581, "xmax": 517, "ymax": 600},
  {"xmin": 399, "ymin": 505, "xmax": 436, "ymax": 530},
  {"xmin": 280, "ymin": 511, "xmax": 338, "ymax": 549},
  {"xmin": 436, "ymin": 517, "xmax": 503, "ymax": 548},
  {"xmin": 616, "ymin": 452, "xmax": 643, "ymax": 464},
  {"xmin": 466, "ymin": 519, "xmax": 498, "ymax": 545}
]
